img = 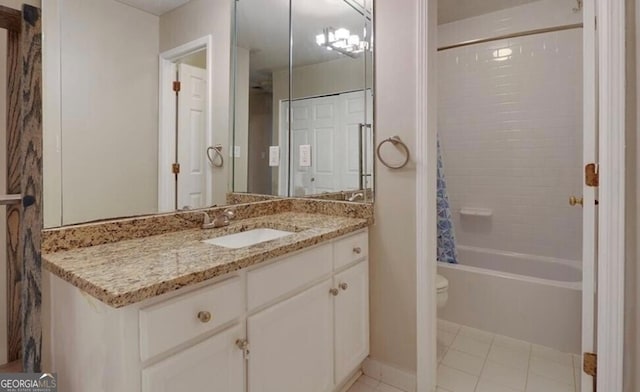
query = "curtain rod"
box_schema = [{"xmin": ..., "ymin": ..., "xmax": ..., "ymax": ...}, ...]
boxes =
[{"xmin": 438, "ymin": 23, "xmax": 584, "ymax": 52}]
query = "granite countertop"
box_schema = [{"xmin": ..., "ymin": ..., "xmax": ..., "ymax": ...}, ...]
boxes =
[{"xmin": 43, "ymin": 212, "xmax": 369, "ymax": 308}]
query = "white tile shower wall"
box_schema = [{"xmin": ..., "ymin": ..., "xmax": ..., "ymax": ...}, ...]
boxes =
[{"xmin": 438, "ymin": 24, "xmax": 583, "ymax": 260}]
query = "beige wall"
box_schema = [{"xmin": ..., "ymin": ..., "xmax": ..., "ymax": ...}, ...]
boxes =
[
  {"xmin": 160, "ymin": 0, "xmax": 233, "ymax": 205},
  {"xmin": 50, "ymin": 0, "xmax": 160, "ymax": 225},
  {"xmin": 625, "ymin": 0, "xmax": 640, "ymax": 390},
  {"xmin": 233, "ymin": 46, "xmax": 249, "ymax": 192},
  {"xmin": 247, "ymin": 91, "xmax": 273, "ymax": 194},
  {"xmin": 369, "ymin": 0, "xmax": 418, "ymax": 372}
]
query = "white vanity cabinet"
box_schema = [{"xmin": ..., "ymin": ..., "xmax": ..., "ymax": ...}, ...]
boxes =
[
  {"xmin": 334, "ymin": 261, "xmax": 370, "ymax": 383},
  {"xmin": 141, "ymin": 324, "xmax": 245, "ymax": 392},
  {"xmin": 248, "ymin": 280, "xmax": 335, "ymax": 392},
  {"xmin": 45, "ymin": 228, "xmax": 369, "ymax": 392}
]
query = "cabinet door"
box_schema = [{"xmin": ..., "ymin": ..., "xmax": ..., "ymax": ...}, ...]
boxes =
[
  {"xmin": 248, "ymin": 279, "xmax": 334, "ymax": 392},
  {"xmin": 142, "ymin": 324, "xmax": 244, "ymax": 392},
  {"xmin": 334, "ymin": 261, "xmax": 370, "ymax": 383}
]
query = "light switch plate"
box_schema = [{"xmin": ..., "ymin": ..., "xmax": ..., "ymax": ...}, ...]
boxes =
[
  {"xmin": 234, "ymin": 146, "xmax": 241, "ymax": 158},
  {"xmin": 269, "ymin": 146, "xmax": 280, "ymax": 167},
  {"xmin": 299, "ymin": 144, "xmax": 311, "ymax": 167}
]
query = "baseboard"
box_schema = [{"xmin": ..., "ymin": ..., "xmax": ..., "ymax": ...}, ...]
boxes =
[
  {"xmin": 362, "ymin": 358, "xmax": 417, "ymax": 392},
  {"xmin": 337, "ymin": 369, "xmax": 363, "ymax": 392}
]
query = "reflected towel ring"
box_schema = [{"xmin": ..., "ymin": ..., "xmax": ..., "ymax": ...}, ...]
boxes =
[
  {"xmin": 206, "ymin": 145, "xmax": 224, "ymax": 168},
  {"xmin": 376, "ymin": 136, "xmax": 410, "ymax": 169}
]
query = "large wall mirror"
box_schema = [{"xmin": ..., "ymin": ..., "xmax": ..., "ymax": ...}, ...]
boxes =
[
  {"xmin": 232, "ymin": 0, "xmax": 375, "ymax": 201},
  {"xmin": 41, "ymin": 0, "xmax": 374, "ymax": 229}
]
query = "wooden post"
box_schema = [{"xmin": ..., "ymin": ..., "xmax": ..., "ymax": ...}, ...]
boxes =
[
  {"xmin": 2, "ymin": 4, "xmax": 23, "ymax": 364},
  {"xmin": 19, "ymin": 4, "xmax": 42, "ymax": 373}
]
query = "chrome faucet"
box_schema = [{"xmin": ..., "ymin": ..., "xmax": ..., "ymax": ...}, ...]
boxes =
[
  {"xmin": 202, "ymin": 209, "xmax": 236, "ymax": 229},
  {"xmin": 346, "ymin": 192, "xmax": 364, "ymax": 202}
]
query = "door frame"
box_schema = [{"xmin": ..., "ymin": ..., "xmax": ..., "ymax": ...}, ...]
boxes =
[
  {"xmin": 158, "ymin": 35, "xmax": 213, "ymax": 212},
  {"xmin": 415, "ymin": 1, "xmax": 626, "ymax": 391}
]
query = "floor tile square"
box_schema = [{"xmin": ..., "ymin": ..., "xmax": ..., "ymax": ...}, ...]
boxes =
[
  {"xmin": 376, "ymin": 382, "xmax": 405, "ymax": 392},
  {"xmin": 487, "ymin": 344, "xmax": 530, "ymax": 370},
  {"xmin": 480, "ymin": 360, "xmax": 527, "ymax": 390},
  {"xmin": 475, "ymin": 378, "xmax": 522, "ymax": 392},
  {"xmin": 526, "ymin": 373, "xmax": 574, "ymax": 392},
  {"xmin": 438, "ymin": 319, "xmax": 461, "ymax": 334},
  {"xmin": 438, "ymin": 330, "xmax": 457, "ymax": 347},
  {"xmin": 438, "ymin": 342, "xmax": 449, "ymax": 363},
  {"xmin": 437, "ymin": 364, "xmax": 479, "ymax": 392},
  {"xmin": 531, "ymin": 344, "xmax": 574, "ymax": 367},
  {"xmin": 450, "ymin": 334, "xmax": 491, "ymax": 358},
  {"xmin": 529, "ymin": 356, "xmax": 575, "ymax": 385},
  {"xmin": 442, "ymin": 349, "xmax": 485, "ymax": 376}
]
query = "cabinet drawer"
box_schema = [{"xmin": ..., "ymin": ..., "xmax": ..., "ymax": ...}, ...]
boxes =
[
  {"xmin": 333, "ymin": 230, "xmax": 368, "ymax": 270},
  {"xmin": 247, "ymin": 244, "xmax": 332, "ymax": 311},
  {"xmin": 139, "ymin": 277, "xmax": 243, "ymax": 361}
]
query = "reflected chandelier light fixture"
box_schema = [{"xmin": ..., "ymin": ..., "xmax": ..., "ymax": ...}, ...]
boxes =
[{"xmin": 315, "ymin": 27, "xmax": 368, "ymax": 58}]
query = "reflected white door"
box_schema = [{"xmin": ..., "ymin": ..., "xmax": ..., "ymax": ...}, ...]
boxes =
[
  {"xmin": 581, "ymin": 2, "xmax": 597, "ymax": 391},
  {"xmin": 177, "ymin": 63, "xmax": 208, "ymax": 210},
  {"xmin": 290, "ymin": 103, "xmax": 312, "ymax": 196},
  {"xmin": 339, "ymin": 90, "xmax": 374, "ymax": 191},
  {"xmin": 309, "ymin": 96, "xmax": 338, "ymax": 194},
  {"xmin": 285, "ymin": 90, "xmax": 373, "ymax": 196}
]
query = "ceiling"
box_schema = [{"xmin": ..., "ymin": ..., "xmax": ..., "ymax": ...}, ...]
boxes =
[
  {"xmin": 438, "ymin": 0, "xmax": 542, "ymax": 24},
  {"xmin": 114, "ymin": 0, "xmax": 190, "ymax": 16},
  {"xmin": 237, "ymin": 0, "xmax": 371, "ymax": 86}
]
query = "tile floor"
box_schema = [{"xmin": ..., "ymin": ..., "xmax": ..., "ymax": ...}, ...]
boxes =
[
  {"xmin": 347, "ymin": 320, "xmax": 582, "ymax": 392},
  {"xmin": 346, "ymin": 375, "xmax": 405, "ymax": 392},
  {"xmin": 436, "ymin": 320, "xmax": 582, "ymax": 392}
]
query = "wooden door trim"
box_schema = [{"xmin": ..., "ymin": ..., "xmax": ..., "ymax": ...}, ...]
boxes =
[{"xmin": 0, "ymin": 6, "xmax": 21, "ymax": 33}]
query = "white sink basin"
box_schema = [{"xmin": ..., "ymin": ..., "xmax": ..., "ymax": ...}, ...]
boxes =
[{"xmin": 202, "ymin": 228, "xmax": 294, "ymax": 249}]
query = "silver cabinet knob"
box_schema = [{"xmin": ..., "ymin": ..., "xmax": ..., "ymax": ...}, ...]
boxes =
[
  {"xmin": 339, "ymin": 283, "xmax": 349, "ymax": 291},
  {"xmin": 197, "ymin": 311, "xmax": 212, "ymax": 323},
  {"xmin": 330, "ymin": 288, "xmax": 339, "ymax": 296},
  {"xmin": 353, "ymin": 247, "xmax": 362, "ymax": 254},
  {"xmin": 236, "ymin": 339, "xmax": 249, "ymax": 350}
]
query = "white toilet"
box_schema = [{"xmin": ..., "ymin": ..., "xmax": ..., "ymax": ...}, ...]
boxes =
[{"xmin": 436, "ymin": 274, "xmax": 449, "ymax": 309}]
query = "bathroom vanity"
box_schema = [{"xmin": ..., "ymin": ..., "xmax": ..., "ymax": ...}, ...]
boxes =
[{"xmin": 43, "ymin": 204, "xmax": 371, "ymax": 392}]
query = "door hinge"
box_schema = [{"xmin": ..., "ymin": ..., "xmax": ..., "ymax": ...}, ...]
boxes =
[
  {"xmin": 583, "ymin": 352, "xmax": 597, "ymax": 377},
  {"xmin": 173, "ymin": 81, "xmax": 181, "ymax": 93},
  {"xmin": 236, "ymin": 339, "xmax": 250, "ymax": 360},
  {"xmin": 585, "ymin": 163, "xmax": 599, "ymax": 187},
  {"xmin": 172, "ymin": 163, "xmax": 180, "ymax": 175}
]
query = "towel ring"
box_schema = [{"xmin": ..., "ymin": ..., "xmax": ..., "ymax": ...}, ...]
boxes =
[
  {"xmin": 376, "ymin": 136, "xmax": 410, "ymax": 169},
  {"xmin": 206, "ymin": 145, "xmax": 224, "ymax": 168}
]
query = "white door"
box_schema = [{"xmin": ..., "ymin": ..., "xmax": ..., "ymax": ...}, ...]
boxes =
[
  {"xmin": 581, "ymin": 2, "xmax": 597, "ymax": 391},
  {"xmin": 177, "ymin": 63, "xmax": 208, "ymax": 210},
  {"xmin": 334, "ymin": 261, "xmax": 369, "ymax": 383},
  {"xmin": 289, "ymin": 102, "xmax": 313, "ymax": 196},
  {"xmin": 289, "ymin": 97, "xmax": 339, "ymax": 196},
  {"xmin": 339, "ymin": 90, "xmax": 371, "ymax": 191},
  {"xmin": 142, "ymin": 324, "xmax": 244, "ymax": 392},
  {"xmin": 248, "ymin": 279, "xmax": 334, "ymax": 392},
  {"xmin": 309, "ymin": 96, "xmax": 339, "ymax": 194}
]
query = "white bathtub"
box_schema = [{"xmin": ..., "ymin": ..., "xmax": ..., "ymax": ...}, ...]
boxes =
[{"xmin": 438, "ymin": 245, "xmax": 582, "ymax": 354}]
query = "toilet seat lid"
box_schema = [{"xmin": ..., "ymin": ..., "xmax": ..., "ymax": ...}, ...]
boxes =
[{"xmin": 436, "ymin": 274, "xmax": 449, "ymax": 292}]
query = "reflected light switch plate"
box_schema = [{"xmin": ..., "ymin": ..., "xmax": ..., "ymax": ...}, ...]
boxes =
[
  {"xmin": 269, "ymin": 146, "xmax": 280, "ymax": 167},
  {"xmin": 299, "ymin": 145, "xmax": 311, "ymax": 167}
]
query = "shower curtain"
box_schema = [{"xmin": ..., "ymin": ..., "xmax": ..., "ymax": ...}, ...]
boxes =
[{"xmin": 437, "ymin": 136, "xmax": 458, "ymax": 263}]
